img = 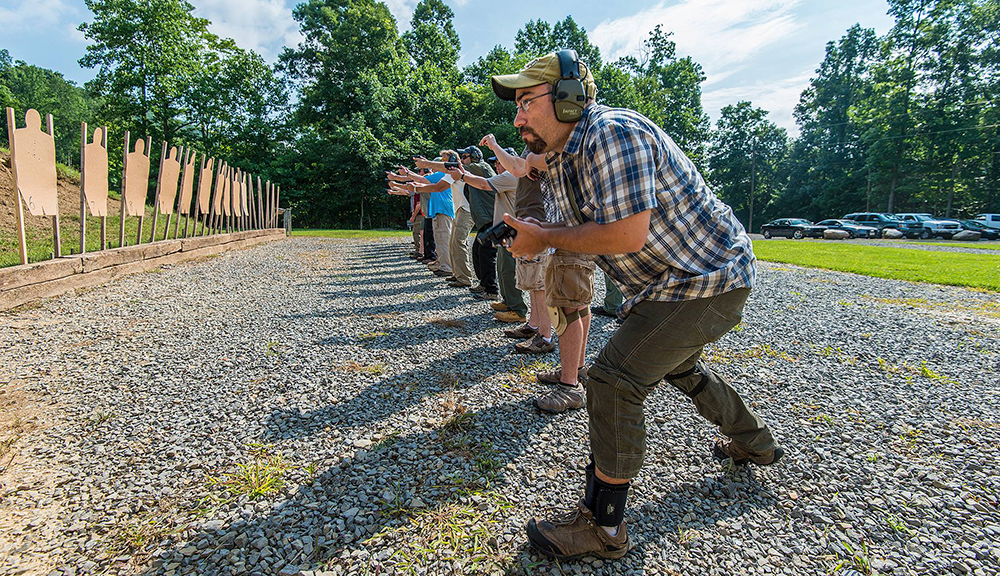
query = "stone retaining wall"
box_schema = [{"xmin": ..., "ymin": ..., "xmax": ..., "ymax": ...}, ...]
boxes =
[{"xmin": 0, "ymin": 228, "xmax": 286, "ymax": 311}]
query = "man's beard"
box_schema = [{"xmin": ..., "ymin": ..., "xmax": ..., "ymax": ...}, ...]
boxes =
[{"xmin": 520, "ymin": 127, "xmax": 548, "ymax": 154}]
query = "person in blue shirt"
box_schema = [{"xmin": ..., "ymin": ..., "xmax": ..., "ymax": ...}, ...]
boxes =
[{"xmin": 389, "ymin": 168, "xmax": 456, "ymax": 276}]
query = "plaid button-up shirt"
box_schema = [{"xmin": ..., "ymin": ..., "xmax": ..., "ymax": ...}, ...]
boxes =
[{"xmin": 545, "ymin": 105, "xmax": 756, "ymax": 315}]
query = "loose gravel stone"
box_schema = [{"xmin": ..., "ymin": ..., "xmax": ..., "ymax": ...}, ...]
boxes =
[{"xmin": 1, "ymin": 237, "xmax": 998, "ymax": 576}]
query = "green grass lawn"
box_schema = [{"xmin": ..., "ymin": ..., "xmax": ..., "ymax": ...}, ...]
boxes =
[
  {"xmin": 922, "ymin": 242, "xmax": 1000, "ymax": 251},
  {"xmin": 1, "ymin": 209, "xmax": 212, "ymax": 268},
  {"xmin": 754, "ymin": 240, "xmax": 1000, "ymax": 291},
  {"xmin": 291, "ymin": 229, "xmax": 412, "ymax": 239}
]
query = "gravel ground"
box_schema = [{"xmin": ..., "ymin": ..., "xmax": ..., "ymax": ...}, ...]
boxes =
[{"xmin": 2, "ymin": 237, "xmax": 999, "ymax": 576}]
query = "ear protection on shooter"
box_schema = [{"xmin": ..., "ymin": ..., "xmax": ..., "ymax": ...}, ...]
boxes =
[{"xmin": 553, "ymin": 49, "xmax": 587, "ymax": 123}]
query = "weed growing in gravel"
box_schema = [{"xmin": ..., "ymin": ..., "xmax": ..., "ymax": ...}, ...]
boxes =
[
  {"xmin": 373, "ymin": 430, "xmax": 402, "ymax": 450},
  {"xmin": 366, "ymin": 492, "xmax": 515, "ymax": 574},
  {"xmin": 265, "ymin": 341, "xmax": 284, "ymax": 356},
  {"xmin": 676, "ymin": 526, "xmax": 698, "ymax": 547},
  {"xmin": 953, "ymin": 418, "xmax": 1000, "ymax": 431},
  {"xmin": 706, "ymin": 344, "xmax": 798, "ymax": 365},
  {"xmin": 870, "ymin": 295, "xmax": 1000, "ymax": 319},
  {"xmin": 89, "ymin": 409, "xmax": 115, "ymax": 425},
  {"xmin": 508, "ymin": 359, "xmax": 554, "ymax": 390},
  {"xmin": 207, "ymin": 444, "xmax": 290, "ymax": 500},
  {"xmin": 378, "ymin": 480, "xmax": 409, "ymax": 516},
  {"xmin": 304, "ymin": 461, "xmax": 320, "ymax": 481},
  {"xmin": 339, "ymin": 361, "xmax": 386, "ymax": 375},
  {"xmin": 885, "ymin": 514, "xmax": 915, "ymax": 537},
  {"xmin": 831, "ymin": 540, "xmax": 875, "ymax": 575},
  {"xmin": 866, "ymin": 452, "xmax": 880, "ymax": 463},
  {"xmin": 0, "ymin": 434, "xmax": 17, "ymax": 457},
  {"xmin": 814, "ymin": 346, "xmax": 858, "ymax": 365},
  {"xmin": 108, "ymin": 515, "xmax": 173, "ymax": 559},
  {"xmin": 359, "ymin": 331, "xmax": 389, "ymax": 340}
]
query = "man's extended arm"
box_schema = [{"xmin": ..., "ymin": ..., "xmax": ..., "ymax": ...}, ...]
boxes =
[
  {"xmin": 502, "ymin": 211, "xmax": 651, "ymax": 257},
  {"xmin": 444, "ymin": 165, "xmax": 492, "ymax": 191}
]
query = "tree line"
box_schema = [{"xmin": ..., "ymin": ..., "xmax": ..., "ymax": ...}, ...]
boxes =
[{"xmin": 2, "ymin": 0, "xmax": 997, "ymax": 230}]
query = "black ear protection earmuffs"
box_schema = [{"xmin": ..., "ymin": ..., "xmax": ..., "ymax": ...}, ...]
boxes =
[{"xmin": 553, "ymin": 49, "xmax": 588, "ymax": 123}]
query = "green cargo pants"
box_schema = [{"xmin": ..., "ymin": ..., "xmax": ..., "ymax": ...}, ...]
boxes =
[
  {"xmin": 586, "ymin": 287, "xmax": 776, "ymax": 479},
  {"xmin": 497, "ymin": 245, "xmax": 527, "ymax": 316}
]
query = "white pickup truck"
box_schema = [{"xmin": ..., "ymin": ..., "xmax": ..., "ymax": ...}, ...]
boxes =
[{"xmin": 895, "ymin": 213, "xmax": 963, "ymax": 239}]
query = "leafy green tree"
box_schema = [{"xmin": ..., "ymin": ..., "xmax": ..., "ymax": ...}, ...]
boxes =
[
  {"xmin": 79, "ymin": 0, "xmax": 211, "ymax": 144},
  {"xmin": 708, "ymin": 101, "xmax": 788, "ymax": 230},
  {"xmin": 0, "ymin": 52, "xmax": 97, "ymax": 166},
  {"xmin": 0, "ymin": 50, "xmax": 15, "ymax": 114},
  {"xmin": 280, "ymin": 0, "xmax": 424, "ymax": 228},
  {"xmin": 776, "ymin": 25, "xmax": 880, "ymax": 220},
  {"xmin": 606, "ymin": 26, "xmax": 711, "ymax": 163}
]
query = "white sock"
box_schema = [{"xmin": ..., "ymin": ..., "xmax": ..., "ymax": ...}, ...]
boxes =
[
  {"xmin": 601, "ymin": 525, "xmax": 619, "ymax": 537},
  {"xmin": 542, "ymin": 335, "xmax": 552, "ymax": 343}
]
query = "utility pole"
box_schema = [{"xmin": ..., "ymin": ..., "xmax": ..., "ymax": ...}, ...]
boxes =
[{"xmin": 749, "ymin": 138, "xmax": 757, "ymax": 234}]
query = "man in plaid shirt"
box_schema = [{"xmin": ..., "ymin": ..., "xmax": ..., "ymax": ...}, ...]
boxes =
[{"xmin": 492, "ymin": 51, "xmax": 783, "ymax": 560}]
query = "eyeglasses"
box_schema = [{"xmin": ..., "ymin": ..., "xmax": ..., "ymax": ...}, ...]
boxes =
[
  {"xmin": 460, "ymin": 155, "xmax": 470, "ymax": 159},
  {"xmin": 516, "ymin": 90, "xmax": 552, "ymax": 114}
]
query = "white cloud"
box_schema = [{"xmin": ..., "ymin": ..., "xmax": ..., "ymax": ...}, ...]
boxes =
[
  {"xmin": 701, "ymin": 69, "xmax": 814, "ymax": 134},
  {"xmin": 591, "ymin": 0, "xmax": 802, "ymax": 83},
  {"xmin": 0, "ymin": 0, "xmax": 78, "ymax": 28},
  {"xmin": 188, "ymin": 0, "xmax": 303, "ymax": 62}
]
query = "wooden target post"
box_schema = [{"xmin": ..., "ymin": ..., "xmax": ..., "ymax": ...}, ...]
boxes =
[
  {"xmin": 6, "ymin": 108, "xmax": 61, "ymax": 263},
  {"xmin": 80, "ymin": 123, "xmax": 110, "ymax": 253}
]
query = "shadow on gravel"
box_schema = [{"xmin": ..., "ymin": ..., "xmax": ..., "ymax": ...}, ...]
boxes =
[
  {"xmin": 137, "ymin": 397, "xmax": 776, "ymax": 575},
  {"xmin": 310, "ymin": 312, "xmax": 492, "ymax": 350},
  {"xmin": 278, "ymin": 293, "xmax": 468, "ymax": 321},
  {"xmin": 263, "ymin": 342, "xmax": 517, "ymax": 436}
]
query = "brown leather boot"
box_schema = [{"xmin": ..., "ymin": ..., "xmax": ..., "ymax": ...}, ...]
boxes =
[
  {"xmin": 526, "ymin": 500, "xmax": 629, "ymax": 560},
  {"xmin": 712, "ymin": 438, "xmax": 784, "ymax": 466}
]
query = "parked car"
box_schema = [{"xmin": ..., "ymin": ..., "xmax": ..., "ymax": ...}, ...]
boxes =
[
  {"xmin": 805, "ymin": 219, "xmax": 879, "ymax": 238},
  {"xmin": 961, "ymin": 219, "xmax": 1000, "ymax": 240},
  {"xmin": 894, "ymin": 213, "xmax": 963, "ymax": 239},
  {"xmin": 974, "ymin": 213, "xmax": 1000, "ymax": 230},
  {"xmin": 842, "ymin": 212, "xmax": 904, "ymax": 237},
  {"xmin": 760, "ymin": 218, "xmax": 813, "ymax": 239}
]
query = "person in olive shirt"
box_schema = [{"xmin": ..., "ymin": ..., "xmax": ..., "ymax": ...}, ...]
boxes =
[{"xmin": 456, "ymin": 146, "xmax": 499, "ymax": 297}]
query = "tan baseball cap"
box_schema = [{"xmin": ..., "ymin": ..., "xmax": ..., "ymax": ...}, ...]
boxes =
[{"xmin": 491, "ymin": 52, "xmax": 597, "ymax": 102}]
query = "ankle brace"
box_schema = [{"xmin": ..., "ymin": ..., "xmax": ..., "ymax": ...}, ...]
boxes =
[{"xmin": 585, "ymin": 471, "xmax": 629, "ymax": 527}]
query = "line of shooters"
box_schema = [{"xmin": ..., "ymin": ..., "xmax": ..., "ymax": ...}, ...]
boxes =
[
  {"xmin": 5, "ymin": 107, "xmax": 281, "ymax": 266},
  {"xmin": 386, "ymin": 137, "xmax": 621, "ymax": 415}
]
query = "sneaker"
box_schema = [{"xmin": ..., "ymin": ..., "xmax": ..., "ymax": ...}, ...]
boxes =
[
  {"xmin": 448, "ymin": 280, "xmax": 472, "ymax": 288},
  {"xmin": 504, "ymin": 322, "xmax": 538, "ymax": 339},
  {"xmin": 490, "ymin": 302, "xmax": 509, "ymax": 312},
  {"xmin": 446, "ymin": 275, "xmax": 457, "ymax": 282},
  {"xmin": 494, "ymin": 310, "xmax": 527, "ymax": 323},
  {"xmin": 536, "ymin": 366, "xmax": 589, "ymax": 385},
  {"xmin": 433, "ymin": 269, "xmax": 451, "ymax": 277},
  {"xmin": 421, "ymin": 257, "xmax": 435, "ymax": 264},
  {"xmin": 712, "ymin": 438, "xmax": 784, "ymax": 466},
  {"xmin": 535, "ymin": 382, "xmax": 585, "ymax": 413},
  {"xmin": 526, "ymin": 500, "xmax": 629, "ymax": 560},
  {"xmin": 515, "ymin": 333, "xmax": 556, "ymax": 354},
  {"xmin": 474, "ymin": 292, "xmax": 500, "ymax": 302},
  {"xmin": 469, "ymin": 285, "xmax": 486, "ymax": 294}
]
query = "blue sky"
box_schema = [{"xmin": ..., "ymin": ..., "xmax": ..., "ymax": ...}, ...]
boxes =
[{"xmin": 1, "ymin": 0, "xmax": 895, "ymax": 135}]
